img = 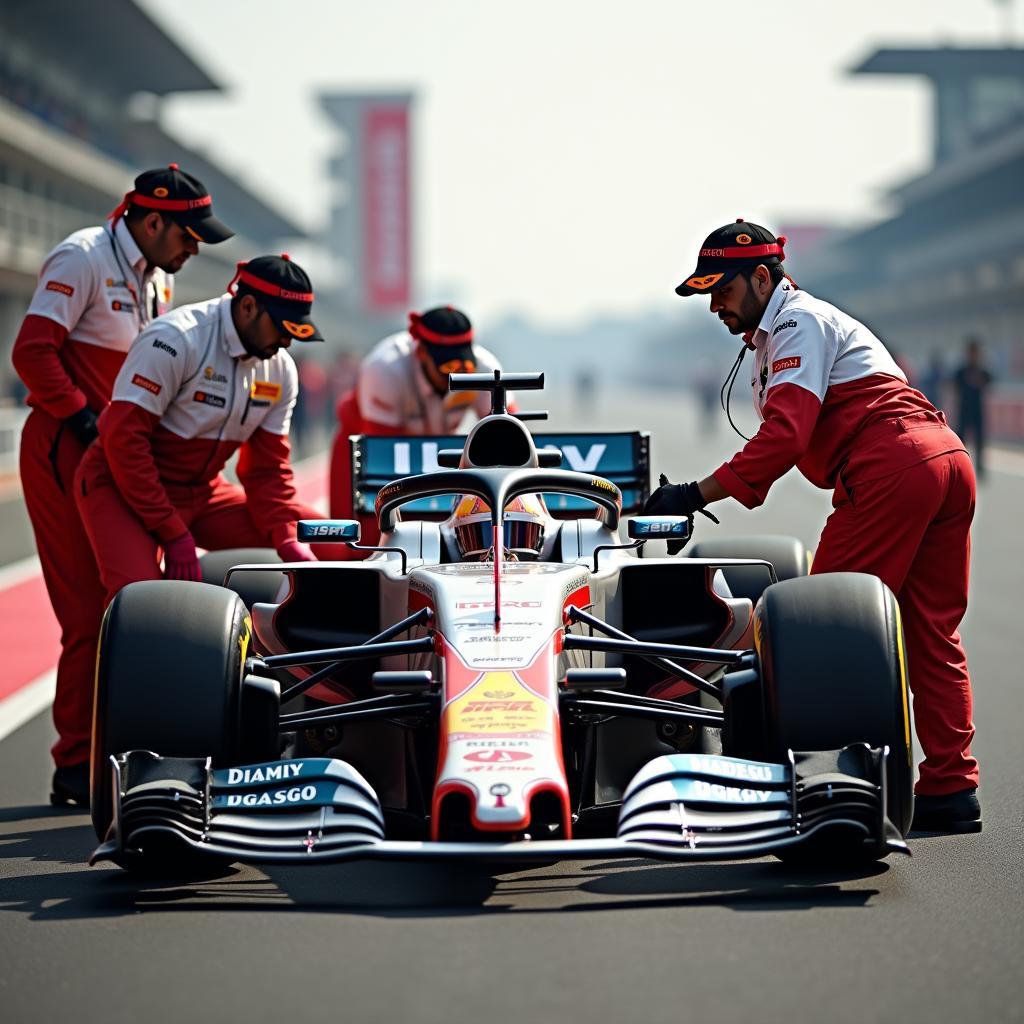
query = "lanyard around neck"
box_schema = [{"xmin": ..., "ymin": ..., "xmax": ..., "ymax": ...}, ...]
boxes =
[{"xmin": 106, "ymin": 222, "xmax": 153, "ymax": 331}]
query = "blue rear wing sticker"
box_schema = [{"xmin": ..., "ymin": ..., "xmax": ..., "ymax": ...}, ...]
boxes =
[{"xmin": 352, "ymin": 431, "xmax": 650, "ymax": 516}]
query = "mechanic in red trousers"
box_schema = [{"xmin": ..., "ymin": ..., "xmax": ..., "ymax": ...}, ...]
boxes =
[
  {"xmin": 329, "ymin": 306, "xmax": 503, "ymax": 546},
  {"xmin": 75, "ymin": 255, "xmax": 341, "ymax": 622},
  {"xmin": 11, "ymin": 165, "xmax": 233, "ymax": 807},
  {"xmin": 646, "ymin": 219, "xmax": 980, "ymax": 833}
]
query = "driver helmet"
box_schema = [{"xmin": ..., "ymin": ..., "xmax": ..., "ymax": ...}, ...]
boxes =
[{"xmin": 452, "ymin": 494, "xmax": 546, "ymax": 561}]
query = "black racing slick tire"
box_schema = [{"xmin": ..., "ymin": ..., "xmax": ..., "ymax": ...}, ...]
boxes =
[
  {"xmin": 90, "ymin": 580, "xmax": 253, "ymax": 844},
  {"xmin": 756, "ymin": 572, "xmax": 914, "ymax": 844},
  {"xmin": 199, "ymin": 547, "xmax": 285, "ymax": 610},
  {"xmin": 687, "ymin": 534, "xmax": 809, "ymax": 606}
]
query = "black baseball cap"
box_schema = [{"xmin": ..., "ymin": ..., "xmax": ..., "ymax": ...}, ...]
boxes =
[
  {"xmin": 675, "ymin": 219, "xmax": 787, "ymax": 296},
  {"xmin": 110, "ymin": 163, "xmax": 234, "ymax": 244},
  {"xmin": 409, "ymin": 306, "xmax": 476, "ymax": 366},
  {"xmin": 231, "ymin": 254, "xmax": 323, "ymax": 342}
]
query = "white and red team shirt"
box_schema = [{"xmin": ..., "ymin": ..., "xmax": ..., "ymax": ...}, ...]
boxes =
[
  {"xmin": 713, "ymin": 281, "xmax": 963, "ymax": 508},
  {"xmin": 14, "ymin": 219, "xmax": 173, "ymax": 418},
  {"xmin": 357, "ymin": 331, "xmax": 502, "ymax": 434},
  {"xmin": 82, "ymin": 294, "xmax": 302, "ymax": 546}
]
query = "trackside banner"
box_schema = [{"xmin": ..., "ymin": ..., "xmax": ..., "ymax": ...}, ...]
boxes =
[{"xmin": 363, "ymin": 104, "xmax": 411, "ymax": 311}]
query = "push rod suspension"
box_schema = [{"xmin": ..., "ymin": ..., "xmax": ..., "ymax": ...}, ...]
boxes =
[
  {"xmin": 281, "ymin": 692, "xmax": 437, "ymax": 729},
  {"xmin": 276, "ymin": 607, "xmax": 434, "ymax": 703},
  {"xmin": 564, "ymin": 606, "xmax": 729, "ymax": 700}
]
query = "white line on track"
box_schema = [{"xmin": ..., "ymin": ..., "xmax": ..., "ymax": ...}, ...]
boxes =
[
  {"xmin": 0, "ymin": 553, "xmax": 43, "ymax": 590},
  {"xmin": 0, "ymin": 669, "xmax": 55, "ymax": 742}
]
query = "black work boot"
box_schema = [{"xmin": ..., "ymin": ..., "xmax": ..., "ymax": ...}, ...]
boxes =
[
  {"xmin": 911, "ymin": 788, "xmax": 982, "ymax": 834},
  {"xmin": 50, "ymin": 763, "xmax": 90, "ymax": 808}
]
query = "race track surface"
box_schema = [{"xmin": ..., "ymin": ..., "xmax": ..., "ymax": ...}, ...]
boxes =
[{"xmin": 2, "ymin": 385, "xmax": 1021, "ymax": 1024}]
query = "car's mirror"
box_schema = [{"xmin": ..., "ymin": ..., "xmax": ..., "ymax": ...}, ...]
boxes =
[
  {"xmin": 627, "ymin": 516, "xmax": 691, "ymax": 542},
  {"xmin": 297, "ymin": 519, "xmax": 361, "ymax": 543},
  {"xmin": 436, "ymin": 449, "xmax": 463, "ymax": 468}
]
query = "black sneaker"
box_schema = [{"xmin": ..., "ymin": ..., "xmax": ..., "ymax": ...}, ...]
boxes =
[
  {"xmin": 911, "ymin": 788, "xmax": 982, "ymax": 834},
  {"xmin": 50, "ymin": 763, "xmax": 90, "ymax": 808}
]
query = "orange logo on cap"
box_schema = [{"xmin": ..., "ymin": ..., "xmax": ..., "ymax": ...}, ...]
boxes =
[
  {"xmin": 684, "ymin": 273, "xmax": 724, "ymax": 290},
  {"xmin": 736, "ymin": 233, "xmax": 752, "ymax": 245},
  {"xmin": 153, "ymin": 186, "xmax": 169, "ymax": 197},
  {"xmin": 282, "ymin": 320, "xmax": 316, "ymax": 339}
]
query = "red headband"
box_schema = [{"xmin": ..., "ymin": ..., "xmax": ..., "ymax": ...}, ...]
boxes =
[
  {"xmin": 108, "ymin": 190, "xmax": 213, "ymax": 222},
  {"xmin": 408, "ymin": 311, "xmax": 474, "ymax": 346},
  {"xmin": 699, "ymin": 239, "xmax": 786, "ymax": 260},
  {"xmin": 228, "ymin": 261, "xmax": 314, "ymax": 303}
]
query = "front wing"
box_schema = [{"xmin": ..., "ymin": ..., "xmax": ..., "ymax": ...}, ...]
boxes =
[{"xmin": 90, "ymin": 746, "xmax": 908, "ymax": 868}]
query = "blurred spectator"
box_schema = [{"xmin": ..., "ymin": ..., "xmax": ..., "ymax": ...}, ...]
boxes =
[
  {"xmin": 692, "ymin": 359, "xmax": 718, "ymax": 435},
  {"xmin": 953, "ymin": 337, "xmax": 993, "ymax": 480},
  {"xmin": 293, "ymin": 357, "xmax": 328, "ymax": 456},
  {"xmin": 920, "ymin": 352, "xmax": 946, "ymax": 410}
]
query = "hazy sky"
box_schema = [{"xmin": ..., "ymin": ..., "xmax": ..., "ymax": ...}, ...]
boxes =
[{"xmin": 142, "ymin": 0, "xmax": 1020, "ymax": 328}]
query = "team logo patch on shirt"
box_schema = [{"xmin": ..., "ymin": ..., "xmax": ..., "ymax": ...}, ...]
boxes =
[
  {"xmin": 203, "ymin": 366, "xmax": 228, "ymax": 384},
  {"xmin": 132, "ymin": 373, "xmax": 161, "ymax": 395},
  {"xmin": 111, "ymin": 300, "xmax": 136, "ymax": 313},
  {"xmin": 45, "ymin": 281, "xmax": 74, "ymax": 296},
  {"xmin": 772, "ymin": 357, "xmax": 802, "ymax": 373},
  {"xmin": 772, "ymin": 319, "xmax": 798, "ymax": 336},
  {"xmin": 194, "ymin": 390, "xmax": 226, "ymax": 408},
  {"xmin": 251, "ymin": 380, "xmax": 281, "ymax": 402}
]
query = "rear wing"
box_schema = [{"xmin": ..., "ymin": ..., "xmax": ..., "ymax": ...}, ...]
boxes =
[{"xmin": 351, "ymin": 431, "xmax": 650, "ymax": 517}]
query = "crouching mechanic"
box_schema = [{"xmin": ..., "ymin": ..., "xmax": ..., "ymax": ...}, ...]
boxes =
[
  {"xmin": 76, "ymin": 254, "xmax": 337, "ymax": 612},
  {"xmin": 329, "ymin": 306, "xmax": 506, "ymax": 546},
  {"xmin": 647, "ymin": 219, "xmax": 980, "ymax": 833}
]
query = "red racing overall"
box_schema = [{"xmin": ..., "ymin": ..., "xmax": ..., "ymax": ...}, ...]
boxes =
[
  {"xmin": 12, "ymin": 220, "xmax": 172, "ymax": 769},
  {"xmin": 712, "ymin": 281, "xmax": 978, "ymax": 797}
]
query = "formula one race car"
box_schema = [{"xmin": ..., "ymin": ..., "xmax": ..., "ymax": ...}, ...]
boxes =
[{"xmin": 89, "ymin": 371, "xmax": 913, "ymax": 872}]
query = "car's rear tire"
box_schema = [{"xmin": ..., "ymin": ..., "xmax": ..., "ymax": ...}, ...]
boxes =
[
  {"xmin": 199, "ymin": 547, "xmax": 284, "ymax": 610},
  {"xmin": 755, "ymin": 572, "xmax": 914, "ymax": 855},
  {"xmin": 90, "ymin": 580, "xmax": 253, "ymax": 845},
  {"xmin": 687, "ymin": 534, "xmax": 808, "ymax": 605}
]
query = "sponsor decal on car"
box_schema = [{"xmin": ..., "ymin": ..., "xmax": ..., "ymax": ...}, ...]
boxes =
[
  {"xmin": 772, "ymin": 356, "xmax": 801, "ymax": 373},
  {"xmin": 225, "ymin": 786, "xmax": 318, "ymax": 807},
  {"xmin": 446, "ymin": 672, "xmax": 548, "ymax": 735},
  {"xmin": 465, "ymin": 749, "xmax": 532, "ymax": 763},
  {"xmin": 45, "ymin": 280, "xmax": 74, "ymax": 296},
  {"xmin": 225, "ymin": 763, "xmax": 305, "ymax": 785},
  {"xmin": 194, "ymin": 390, "xmax": 226, "ymax": 408},
  {"xmin": 455, "ymin": 600, "xmax": 541, "ymax": 609},
  {"xmin": 131, "ymin": 373, "xmax": 161, "ymax": 395}
]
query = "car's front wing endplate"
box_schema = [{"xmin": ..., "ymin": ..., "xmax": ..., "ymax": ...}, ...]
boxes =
[{"xmin": 90, "ymin": 746, "xmax": 908, "ymax": 868}]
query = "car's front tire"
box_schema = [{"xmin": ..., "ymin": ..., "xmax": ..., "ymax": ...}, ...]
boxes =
[
  {"xmin": 755, "ymin": 572, "xmax": 914, "ymax": 851},
  {"xmin": 90, "ymin": 580, "xmax": 253, "ymax": 844}
]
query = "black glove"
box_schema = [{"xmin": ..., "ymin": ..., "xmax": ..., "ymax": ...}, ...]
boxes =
[
  {"xmin": 643, "ymin": 480, "xmax": 706, "ymax": 517},
  {"xmin": 64, "ymin": 406, "xmax": 99, "ymax": 447}
]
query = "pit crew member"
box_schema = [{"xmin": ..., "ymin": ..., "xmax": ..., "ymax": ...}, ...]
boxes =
[
  {"xmin": 647, "ymin": 219, "xmax": 980, "ymax": 833},
  {"xmin": 329, "ymin": 306, "xmax": 506, "ymax": 545},
  {"xmin": 11, "ymin": 164, "xmax": 233, "ymax": 807},
  {"xmin": 76, "ymin": 254, "xmax": 337, "ymax": 612}
]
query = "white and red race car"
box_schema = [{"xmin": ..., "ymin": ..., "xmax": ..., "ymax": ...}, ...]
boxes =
[{"xmin": 90, "ymin": 372, "xmax": 913, "ymax": 872}]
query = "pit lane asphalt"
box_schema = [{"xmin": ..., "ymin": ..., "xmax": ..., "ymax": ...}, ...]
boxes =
[{"xmin": 1, "ymin": 385, "xmax": 1021, "ymax": 1024}]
